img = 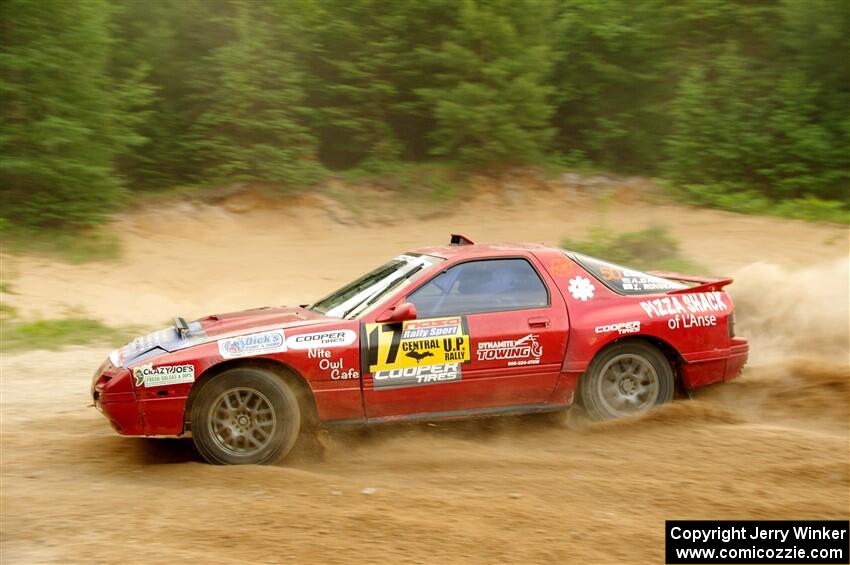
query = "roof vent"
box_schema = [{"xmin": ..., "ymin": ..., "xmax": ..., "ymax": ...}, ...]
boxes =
[{"xmin": 450, "ymin": 233, "xmax": 475, "ymax": 246}]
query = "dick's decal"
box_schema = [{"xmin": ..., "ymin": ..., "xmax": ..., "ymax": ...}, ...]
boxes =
[
  {"xmin": 364, "ymin": 316, "xmax": 471, "ymax": 381},
  {"xmin": 133, "ymin": 363, "xmax": 195, "ymax": 388},
  {"xmin": 218, "ymin": 329, "xmax": 286, "ymax": 359}
]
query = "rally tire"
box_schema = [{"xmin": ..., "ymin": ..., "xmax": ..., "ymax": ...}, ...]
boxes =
[
  {"xmin": 191, "ymin": 368, "xmax": 301, "ymax": 465},
  {"xmin": 578, "ymin": 341, "xmax": 674, "ymax": 421}
]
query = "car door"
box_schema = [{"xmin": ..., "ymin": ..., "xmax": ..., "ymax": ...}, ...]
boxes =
[{"xmin": 361, "ymin": 255, "xmax": 569, "ymax": 419}]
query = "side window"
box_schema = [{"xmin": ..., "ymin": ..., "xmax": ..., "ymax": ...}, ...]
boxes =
[{"xmin": 408, "ymin": 258, "xmax": 548, "ymax": 317}]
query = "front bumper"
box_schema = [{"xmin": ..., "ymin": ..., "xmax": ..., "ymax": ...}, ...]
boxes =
[
  {"xmin": 92, "ymin": 359, "xmax": 188, "ymax": 436},
  {"xmin": 94, "ymin": 394, "xmax": 144, "ymax": 435},
  {"xmin": 92, "ymin": 359, "xmax": 144, "ymax": 435}
]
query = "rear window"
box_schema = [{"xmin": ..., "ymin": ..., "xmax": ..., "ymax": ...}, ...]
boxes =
[{"xmin": 569, "ymin": 252, "xmax": 687, "ymax": 295}]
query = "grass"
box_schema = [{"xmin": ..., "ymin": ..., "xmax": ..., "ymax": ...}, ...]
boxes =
[
  {"xmin": 338, "ymin": 161, "xmax": 468, "ymax": 202},
  {"xmin": 0, "ymin": 301, "xmax": 18, "ymax": 320},
  {"xmin": 665, "ymin": 181, "xmax": 850, "ymax": 225},
  {"xmin": 0, "ymin": 317, "xmax": 139, "ymax": 352},
  {"xmin": 561, "ymin": 225, "xmax": 705, "ymax": 274},
  {"xmin": 2, "ymin": 226, "xmax": 121, "ymax": 264}
]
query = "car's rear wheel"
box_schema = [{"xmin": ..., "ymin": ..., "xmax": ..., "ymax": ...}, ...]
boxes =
[
  {"xmin": 579, "ymin": 341, "xmax": 674, "ymax": 420},
  {"xmin": 191, "ymin": 368, "xmax": 300, "ymax": 465}
]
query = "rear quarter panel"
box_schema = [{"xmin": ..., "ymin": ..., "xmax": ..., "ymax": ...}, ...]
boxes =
[{"xmin": 536, "ymin": 250, "xmax": 735, "ymax": 390}]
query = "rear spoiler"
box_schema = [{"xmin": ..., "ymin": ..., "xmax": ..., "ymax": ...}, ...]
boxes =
[{"xmin": 646, "ymin": 271, "xmax": 734, "ymax": 294}]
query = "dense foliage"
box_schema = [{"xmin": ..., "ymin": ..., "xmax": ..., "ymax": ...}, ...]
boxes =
[{"xmin": 1, "ymin": 0, "xmax": 847, "ymax": 228}]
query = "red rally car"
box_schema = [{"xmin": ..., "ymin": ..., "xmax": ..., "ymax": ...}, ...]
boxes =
[{"xmin": 92, "ymin": 235, "xmax": 749, "ymax": 464}]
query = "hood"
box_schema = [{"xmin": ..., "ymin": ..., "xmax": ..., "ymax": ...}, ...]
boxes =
[
  {"xmin": 114, "ymin": 306, "xmax": 333, "ymax": 367},
  {"xmin": 196, "ymin": 305, "xmax": 329, "ymax": 337}
]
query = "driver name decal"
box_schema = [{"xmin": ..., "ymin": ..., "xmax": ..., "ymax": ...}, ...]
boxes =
[{"xmin": 365, "ymin": 316, "xmax": 471, "ymax": 376}]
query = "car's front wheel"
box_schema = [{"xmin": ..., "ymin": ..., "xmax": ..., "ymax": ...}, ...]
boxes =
[
  {"xmin": 579, "ymin": 341, "xmax": 674, "ymax": 420},
  {"xmin": 191, "ymin": 368, "xmax": 301, "ymax": 464}
]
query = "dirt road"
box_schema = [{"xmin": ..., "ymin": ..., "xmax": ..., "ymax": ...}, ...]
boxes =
[{"xmin": 2, "ymin": 189, "xmax": 848, "ymax": 563}]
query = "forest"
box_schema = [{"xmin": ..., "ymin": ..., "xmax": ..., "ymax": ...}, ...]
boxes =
[{"xmin": 1, "ymin": 0, "xmax": 848, "ymax": 229}]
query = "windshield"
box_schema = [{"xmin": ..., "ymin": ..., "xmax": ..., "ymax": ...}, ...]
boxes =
[{"xmin": 310, "ymin": 254, "xmax": 443, "ymax": 319}]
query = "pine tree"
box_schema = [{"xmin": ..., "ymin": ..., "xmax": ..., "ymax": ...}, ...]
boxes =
[
  {"xmin": 0, "ymin": 0, "xmax": 149, "ymax": 228},
  {"xmin": 551, "ymin": 0, "xmax": 671, "ymax": 171},
  {"xmin": 416, "ymin": 0, "xmax": 555, "ymax": 165},
  {"xmin": 110, "ymin": 0, "xmax": 215, "ymax": 188},
  {"xmin": 664, "ymin": 43, "xmax": 771, "ymax": 195},
  {"xmin": 191, "ymin": 0, "xmax": 322, "ymax": 186}
]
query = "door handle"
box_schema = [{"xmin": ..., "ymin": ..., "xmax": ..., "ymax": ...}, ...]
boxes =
[{"xmin": 528, "ymin": 316, "xmax": 550, "ymax": 328}]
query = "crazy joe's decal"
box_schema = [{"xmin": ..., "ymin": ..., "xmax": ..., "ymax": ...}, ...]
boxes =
[{"xmin": 133, "ymin": 363, "xmax": 195, "ymax": 388}]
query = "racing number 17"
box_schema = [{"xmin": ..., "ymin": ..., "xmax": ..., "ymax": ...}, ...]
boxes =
[{"xmin": 368, "ymin": 324, "xmax": 402, "ymax": 369}]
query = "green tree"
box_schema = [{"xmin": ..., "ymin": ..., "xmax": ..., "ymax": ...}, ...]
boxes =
[
  {"xmin": 0, "ymin": 0, "xmax": 149, "ymax": 228},
  {"xmin": 772, "ymin": 0, "xmax": 850, "ymax": 201},
  {"xmin": 110, "ymin": 0, "xmax": 218, "ymax": 188},
  {"xmin": 551, "ymin": 0, "xmax": 672, "ymax": 171},
  {"xmin": 296, "ymin": 0, "xmax": 457, "ymax": 169},
  {"xmin": 760, "ymin": 72, "xmax": 843, "ymax": 199},
  {"xmin": 417, "ymin": 0, "xmax": 555, "ymax": 165},
  {"xmin": 664, "ymin": 43, "xmax": 771, "ymax": 194},
  {"xmin": 190, "ymin": 0, "xmax": 322, "ymax": 185}
]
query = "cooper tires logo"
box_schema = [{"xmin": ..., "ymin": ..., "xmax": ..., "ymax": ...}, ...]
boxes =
[
  {"xmin": 373, "ymin": 363, "xmax": 462, "ymax": 390},
  {"xmin": 286, "ymin": 329, "xmax": 356, "ymax": 350},
  {"xmin": 595, "ymin": 321, "xmax": 640, "ymax": 335}
]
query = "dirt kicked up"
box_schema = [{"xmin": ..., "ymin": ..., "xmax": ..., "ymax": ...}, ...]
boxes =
[{"xmin": 1, "ymin": 194, "xmax": 848, "ymax": 564}]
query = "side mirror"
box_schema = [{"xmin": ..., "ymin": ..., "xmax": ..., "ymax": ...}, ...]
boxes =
[{"xmin": 376, "ymin": 302, "xmax": 417, "ymax": 323}]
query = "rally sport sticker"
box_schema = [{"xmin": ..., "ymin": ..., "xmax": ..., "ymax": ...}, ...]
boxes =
[
  {"xmin": 133, "ymin": 363, "xmax": 195, "ymax": 388},
  {"xmin": 218, "ymin": 329, "xmax": 287, "ymax": 359},
  {"xmin": 364, "ymin": 316, "xmax": 470, "ymax": 387}
]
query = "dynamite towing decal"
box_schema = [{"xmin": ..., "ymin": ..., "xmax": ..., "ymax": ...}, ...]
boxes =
[
  {"xmin": 133, "ymin": 363, "xmax": 195, "ymax": 388},
  {"xmin": 365, "ymin": 316, "xmax": 470, "ymax": 388},
  {"xmin": 477, "ymin": 334, "xmax": 543, "ymax": 366}
]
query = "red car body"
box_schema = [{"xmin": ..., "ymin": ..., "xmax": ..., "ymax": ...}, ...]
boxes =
[{"xmin": 92, "ymin": 237, "xmax": 749, "ymax": 437}]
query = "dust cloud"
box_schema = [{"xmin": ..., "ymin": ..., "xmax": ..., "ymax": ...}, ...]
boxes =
[{"xmin": 732, "ymin": 256, "xmax": 849, "ymax": 365}]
